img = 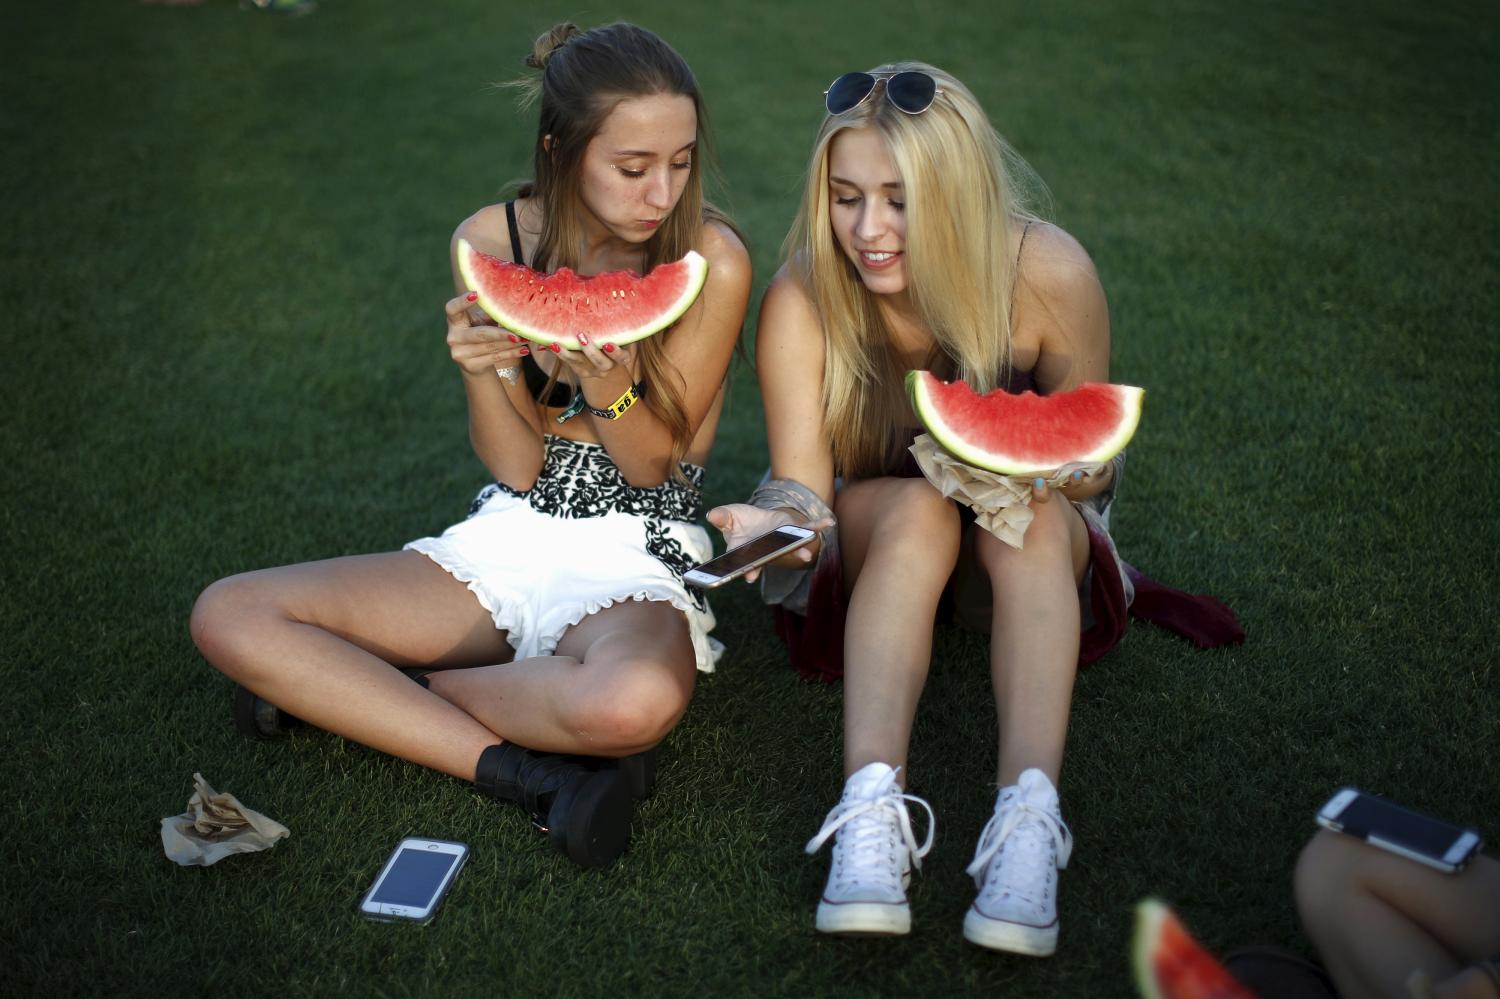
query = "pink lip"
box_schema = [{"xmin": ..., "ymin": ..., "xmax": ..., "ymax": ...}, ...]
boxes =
[
  {"xmin": 638, "ymin": 219, "xmax": 661, "ymax": 229},
  {"xmin": 857, "ymin": 250, "xmax": 902, "ymax": 272}
]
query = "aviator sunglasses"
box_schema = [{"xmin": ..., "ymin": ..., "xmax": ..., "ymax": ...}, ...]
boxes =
[{"xmin": 824, "ymin": 70, "xmax": 942, "ymax": 116}]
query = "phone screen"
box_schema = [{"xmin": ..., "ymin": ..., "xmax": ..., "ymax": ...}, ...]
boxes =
[
  {"xmin": 1337, "ymin": 795, "xmax": 1466, "ymax": 859},
  {"xmin": 370, "ymin": 848, "xmax": 461, "ymax": 907},
  {"xmin": 692, "ymin": 528, "xmax": 811, "ymax": 578}
]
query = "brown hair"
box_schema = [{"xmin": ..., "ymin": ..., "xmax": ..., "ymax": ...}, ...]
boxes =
[{"xmin": 510, "ymin": 22, "xmax": 740, "ymax": 473}]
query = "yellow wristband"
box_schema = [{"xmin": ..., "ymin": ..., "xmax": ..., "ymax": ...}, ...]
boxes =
[{"xmin": 587, "ymin": 381, "xmax": 647, "ymax": 420}]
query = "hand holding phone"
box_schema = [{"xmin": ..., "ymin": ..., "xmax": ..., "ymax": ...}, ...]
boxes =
[
  {"xmin": 685, "ymin": 525, "xmax": 818, "ymax": 589},
  {"xmin": 1316, "ymin": 788, "xmax": 1482, "ymax": 873},
  {"xmin": 359, "ymin": 837, "xmax": 469, "ymax": 923}
]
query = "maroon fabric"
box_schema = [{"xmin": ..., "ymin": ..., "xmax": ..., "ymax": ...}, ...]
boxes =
[
  {"xmin": 771, "ymin": 515, "xmax": 1242, "ymax": 683},
  {"xmin": 772, "ymin": 556, "xmax": 848, "ymax": 684},
  {"xmin": 1123, "ymin": 564, "xmax": 1245, "ymax": 650}
]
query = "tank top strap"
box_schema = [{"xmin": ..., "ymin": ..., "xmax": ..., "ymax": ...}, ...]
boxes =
[{"xmin": 504, "ymin": 200, "xmax": 526, "ymax": 268}]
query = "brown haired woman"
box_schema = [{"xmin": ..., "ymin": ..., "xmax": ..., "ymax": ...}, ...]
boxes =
[{"xmin": 190, "ymin": 22, "xmax": 751, "ymax": 867}]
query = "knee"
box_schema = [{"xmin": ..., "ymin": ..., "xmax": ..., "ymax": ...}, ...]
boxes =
[
  {"xmin": 977, "ymin": 496, "xmax": 1073, "ymax": 575},
  {"xmin": 564, "ymin": 663, "xmax": 691, "ymax": 755},
  {"xmin": 853, "ymin": 481, "xmax": 962, "ymax": 559},
  {"xmin": 1294, "ymin": 830, "xmax": 1359, "ymax": 934},
  {"xmin": 189, "ymin": 574, "xmax": 277, "ymax": 677}
]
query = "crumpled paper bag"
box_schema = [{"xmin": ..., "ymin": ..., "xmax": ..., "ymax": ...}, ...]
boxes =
[
  {"xmin": 161, "ymin": 773, "xmax": 289, "ymax": 867},
  {"xmin": 909, "ymin": 433, "xmax": 1104, "ymax": 549}
]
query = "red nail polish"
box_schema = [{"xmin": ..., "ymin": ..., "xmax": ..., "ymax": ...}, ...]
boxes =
[
  {"xmin": 551, "ymin": 343, "xmax": 562, "ymax": 353},
  {"xmin": 578, "ymin": 333, "xmax": 589, "ymax": 346},
  {"xmin": 465, "ymin": 292, "xmax": 477, "ymax": 302},
  {"xmin": 604, "ymin": 343, "xmax": 616, "ymax": 353},
  {"xmin": 520, "ymin": 347, "xmax": 530, "ymax": 355},
  {"xmin": 507, "ymin": 334, "xmax": 519, "ymax": 343}
]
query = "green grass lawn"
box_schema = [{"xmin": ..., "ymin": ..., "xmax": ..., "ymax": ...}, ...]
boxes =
[{"xmin": 3, "ymin": 1, "xmax": 1496, "ymax": 995}]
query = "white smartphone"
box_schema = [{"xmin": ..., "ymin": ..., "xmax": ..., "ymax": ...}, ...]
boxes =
[
  {"xmin": 1316, "ymin": 787, "xmax": 1483, "ymax": 873},
  {"xmin": 358, "ymin": 837, "xmax": 469, "ymax": 924},
  {"xmin": 684, "ymin": 525, "xmax": 817, "ymax": 589}
]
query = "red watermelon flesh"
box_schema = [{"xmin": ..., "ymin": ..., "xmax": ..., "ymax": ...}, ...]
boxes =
[
  {"xmin": 456, "ymin": 238, "xmax": 709, "ymax": 350},
  {"xmin": 906, "ymin": 370, "xmax": 1144, "ymax": 476},
  {"xmin": 1132, "ymin": 899, "xmax": 1255, "ymax": 999}
]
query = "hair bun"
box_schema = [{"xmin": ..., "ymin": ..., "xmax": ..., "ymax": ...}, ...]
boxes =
[{"xmin": 525, "ymin": 23, "xmax": 581, "ymax": 69}]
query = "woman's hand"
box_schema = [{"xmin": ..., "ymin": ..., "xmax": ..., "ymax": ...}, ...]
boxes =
[
  {"xmin": 550, "ymin": 332, "xmax": 635, "ymax": 384},
  {"xmin": 705, "ymin": 504, "xmax": 835, "ymax": 584},
  {"xmin": 445, "ymin": 293, "xmax": 532, "ymax": 377},
  {"xmin": 1028, "ymin": 461, "xmax": 1111, "ymax": 504}
]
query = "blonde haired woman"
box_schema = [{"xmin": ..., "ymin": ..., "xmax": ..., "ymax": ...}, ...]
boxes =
[{"xmin": 711, "ymin": 63, "xmax": 1236, "ymax": 952}]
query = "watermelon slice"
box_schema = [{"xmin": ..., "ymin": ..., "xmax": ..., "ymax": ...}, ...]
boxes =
[
  {"xmin": 456, "ymin": 238, "xmax": 709, "ymax": 351},
  {"xmin": 1132, "ymin": 899, "xmax": 1255, "ymax": 999},
  {"xmin": 906, "ymin": 371, "xmax": 1144, "ymax": 476}
]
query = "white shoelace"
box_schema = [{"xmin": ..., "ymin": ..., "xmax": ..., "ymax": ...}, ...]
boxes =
[
  {"xmin": 804, "ymin": 768, "xmax": 936, "ymax": 880},
  {"xmin": 965, "ymin": 795, "xmax": 1073, "ymax": 894}
]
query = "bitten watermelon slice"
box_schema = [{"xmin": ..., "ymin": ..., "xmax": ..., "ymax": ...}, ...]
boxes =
[
  {"xmin": 1132, "ymin": 899, "xmax": 1255, "ymax": 999},
  {"xmin": 906, "ymin": 371, "xmax": 1144, "ymax": 476},
  {"xmin": 456, "ymin": 238, "xmax": 709, "ymax": 350}
]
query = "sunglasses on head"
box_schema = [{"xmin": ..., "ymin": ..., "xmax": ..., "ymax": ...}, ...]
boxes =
[{"xmin": 824, "ymin": 71, "xmax": 941, "ymax": 116}]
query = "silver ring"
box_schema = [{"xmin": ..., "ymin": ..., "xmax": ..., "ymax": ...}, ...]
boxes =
[{"xmin": 495, "ymin": 365, "xmax": 520, "ymax": 385}]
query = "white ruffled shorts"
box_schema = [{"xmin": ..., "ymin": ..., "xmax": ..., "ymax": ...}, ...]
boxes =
[{"xmin": 404, "ymin": 438, "xmax": 722, "ymax": 673}]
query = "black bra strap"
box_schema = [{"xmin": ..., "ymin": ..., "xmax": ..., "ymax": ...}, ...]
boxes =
[{"xmin": 504, "ymin": 200, "xmax": 526, "ymax": 268}]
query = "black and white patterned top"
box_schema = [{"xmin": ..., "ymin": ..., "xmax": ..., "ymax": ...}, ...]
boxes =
[{"xmin": 466, "ymin": 436, "xmax": 709, "ymax": 610}]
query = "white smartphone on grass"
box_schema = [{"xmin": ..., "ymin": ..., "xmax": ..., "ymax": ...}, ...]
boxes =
[
  {"xmin": 358, "ymin": 837, "xmax": 469, "ymax": 924},
  {"xmin": 1316, "ymin": 787, "xmax": 1482, "ymax": 873},
  {"xmin": 684, "ymin": 525, "xmax": 817, "ymax": 589}
]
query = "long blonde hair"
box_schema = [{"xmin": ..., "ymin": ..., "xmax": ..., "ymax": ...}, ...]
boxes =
[
  {"xmin": 786, "ymin": 62, "xmax": 1046, "ymax": 478},
  {"xmin": 509, "ymin": 22, "xmax": 742, "ymax": 472}
]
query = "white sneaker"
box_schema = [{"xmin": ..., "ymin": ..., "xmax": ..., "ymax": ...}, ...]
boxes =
[
  {"xmin": 804, "ymin": 762, "xmax": 935, "ymax": 936},
  {"xmin": 962, "ymin": 768, "xmax": 1074, "ymax": 956}
]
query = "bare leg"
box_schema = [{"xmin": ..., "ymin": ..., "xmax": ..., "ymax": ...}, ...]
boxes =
[
  {"xmin": 191, "ymin": 551, "xmax": 519, "ymax": 781},
  {"xmin": 1295, "ymin": 830, "xmax": 1500, "ymax": 999},
  {"xmin": 428, "ymin": 597, "xmax": 697, "ymax": 757},
  {"xmin": 834, "ymin": 477, "xmax": 963, "ymax": 781},
  {"xmin": 975, "ymin": 497, "xmax": 1090, "ymax": 786}
]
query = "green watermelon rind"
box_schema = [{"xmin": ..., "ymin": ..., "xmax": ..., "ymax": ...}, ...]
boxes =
[
  {"xmin": 906, "ymin": 370, "xmax": 1145, "ymax": 477},
  {"xmin": 1131, "ymin": 898, "xmax": 1255, "ymax": 999},
  {"xmin": 456, "ymin": 238, "xmax": 709, "ymax": 351},
  {"xmin": 1133, "ymin": 898, "xmax": 1172, "ymax": 999}
]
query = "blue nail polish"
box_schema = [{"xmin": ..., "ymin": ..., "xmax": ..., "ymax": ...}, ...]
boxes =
[
  {"xmin": 1072, "ymin": 470, "xmax": 1084, "ymax": 481},
  {"xmin": 1033, "ymin": 478, "xmax": 1046, "ymax": 490}
]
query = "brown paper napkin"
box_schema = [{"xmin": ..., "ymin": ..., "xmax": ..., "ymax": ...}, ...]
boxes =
[
  {"xmin": 161, "ymin": 773, "xmax": 289, "ymax": 867},
  {"xmin": 909, "ymin": 434, "xmax": 1104, "ymax": 549}
]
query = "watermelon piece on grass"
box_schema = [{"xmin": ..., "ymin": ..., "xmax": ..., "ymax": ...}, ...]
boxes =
[
  {"xmin": 906, "ymin": 370, "xmax": 1144, "ymax": 476},
  {"xmin": 456, "ymin": 238, "xmax": 709, "ymax": 351},
  {"xmin": 1132, "ymin": 899, "xmax": 1256, "ymax": 999}
]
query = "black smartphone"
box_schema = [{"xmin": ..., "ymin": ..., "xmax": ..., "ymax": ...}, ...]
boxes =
[
  {"xmin": 358, "ymin": 837, "xmax": 469, "ymax": 924},
  {"xmin": 683, "ymin": 525, "xmax": 817, "ymax": 589},
  {"xmin": 1316, "ymin": 787, "xmax": 1483, "ymax": 873}
]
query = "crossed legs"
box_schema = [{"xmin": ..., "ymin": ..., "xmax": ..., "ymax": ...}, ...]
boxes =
[{"xmin": 190, "ymin": 550, "xmax": 697, "ymax": 782}]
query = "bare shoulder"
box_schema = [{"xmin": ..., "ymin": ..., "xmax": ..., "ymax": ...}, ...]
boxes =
[
  {"xmin": 757, "ymin": 261, "xmax": 822, "ymax": 351},
  {"xmin": 696, "ymin": 218, "xmax": 752, "ymax": 284},
  {"xmin": 1017, "ymin": 221, "xmax": 1103, "ymax": 303},
  {"xmin": 451, "ymin": 203, "xmax": 516, "ymax": 260},
  {"xmin": 1015, "ymin": 221, "xmax": 1110, "ymax": 386}
]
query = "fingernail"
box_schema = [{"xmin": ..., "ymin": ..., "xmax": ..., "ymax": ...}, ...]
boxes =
[
  {"xmin": 1072, "ymin": 470, "xmax": 1084, "ymax": 481},
  {"xmin": 550, "ymin": 343, "xmax": 562, "ymax": 353},
  {"xmin": 1033, "ymin": 478, "xmax": 1046, "ymax": 490},
  {"xmin": 519, "ymin": 347, "xmax": 530, "ymax": 355},
  {"xmin": 507, "ymin": 334, "xmax": 519, "ymax": 343},
  {"xmin": 465, "ymin": 292, "xmax": 477, "ymax": 302},
  {"xmin": 603, "ymin": 343, "xmax": 616, "ymax": 353},
  {"xmin": 577, "ymin": 332, "xmax": 589, "ymax": 347}
]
